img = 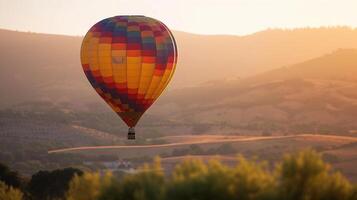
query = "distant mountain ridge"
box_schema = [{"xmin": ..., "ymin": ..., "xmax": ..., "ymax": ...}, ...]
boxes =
[
  {"xmin": 1, "ymin": 28, "xmax": 357, "ymax": 136},
  {"xmin": 2, "ymin": 28, "xmax": 357, "ymax": 181},
  {"xmin": 156, "ymin": 49, "xmax": 357, "ymax": 134},
  {"xmin": 175, "ymin": 27, "xmax": 357, "ymax": 86},
  {"xmin": 247, "ymin": 48, "xmax": 357, "ymax": 84},
  {"xmin": 2, "ymin": 27, "xmax": 357, "ymax": 108}
]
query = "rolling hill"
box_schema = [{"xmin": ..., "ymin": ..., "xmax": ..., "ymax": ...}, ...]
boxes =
[
  {"xmin": 1, "ymin": 28, "xmax": 357, "ymax": 137},
  {"xmin": 1, "ymin": 28, "xmax": 357, "ymax": 178},
  {"xmin": 156, "ymin": 49, "xmax": 357, "ymax": 135},
  {"xmin": 2, "ymin": 27, "xmax": 357, "ymax": 109}
]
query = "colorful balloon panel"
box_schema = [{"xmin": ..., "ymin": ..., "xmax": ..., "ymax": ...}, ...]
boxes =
[{"xmin": 81, "ymin": 16, "xmax": 177, "ymax": 127}]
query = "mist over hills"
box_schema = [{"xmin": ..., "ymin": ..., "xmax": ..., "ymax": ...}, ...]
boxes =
[
  {"xmin": 2, "ymin": 27, "xmax": 357, "ymax": 109},
  {"xmin": 248, "ymin": 48, "xmax": 357, "ymax": 83},
  {"xmin": 0, "ymin": 29, "xmax": 89, "ymax": 109},
  {"xmin": 1, "ymin": 27, "xmax": 357, "ymax": 137},
  {"xmin": 1, "ymin": 27, "xmax": 357, "ymax": 177},
  {"xmin": 160, "ymin": 49, "xmax": 357, "ymax": 134},
  {"xmin": 175, "ymin": 27, "xmax": 357, "ymax": 87}
]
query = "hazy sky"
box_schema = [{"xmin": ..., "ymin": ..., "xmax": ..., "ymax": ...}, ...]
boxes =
[{"xmin": 1, "ymin": 0, "xmax": 357, "ymax": 36}]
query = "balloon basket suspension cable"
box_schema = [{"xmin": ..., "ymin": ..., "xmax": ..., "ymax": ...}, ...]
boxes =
[{"xmin": 128, "ymin": 127, "xmax": 135, "ymax": 140}]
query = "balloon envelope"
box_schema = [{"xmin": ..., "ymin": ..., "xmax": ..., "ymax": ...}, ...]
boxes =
[{"xmin": 80, "ymin": 16, "xmax": 177, "ymax": 128}]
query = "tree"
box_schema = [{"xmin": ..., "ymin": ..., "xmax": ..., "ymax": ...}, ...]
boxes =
[
  {"xmin": 28, "ymin": 167, "xmax": 82, "ymax": 200},
  {"xmin": 0, "ymin": 181, "xmax": 23, "ymax": 200},
  {"xmin": 80, "ymin": 150, "xmax": 357, "ymax": 200},
  {"xmin": 99, "ymin": 157, "xmax": 165, "ymax": 200},
  {"xmin": 67, "ymin": 172, "xmax": 111, "ymax": 200},
  {"xmin": 0, "ymin": 163, "xmax": 23, "ymax": 189},
  {"xmin": 231, "ymin": 156, "xmax": 276, "ymax": 200},
  {"xmin": 277, "ymin": 149, "xmax": 355, "ymax": 200},
  {"xmin": 166, "ymin": 159, "xmax": 235, "ymax": 200}
]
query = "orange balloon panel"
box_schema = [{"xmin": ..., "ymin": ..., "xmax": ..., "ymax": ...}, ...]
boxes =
[{"xmin": 81, "ymin": 16, "xmax": 177, "ymax": 127}]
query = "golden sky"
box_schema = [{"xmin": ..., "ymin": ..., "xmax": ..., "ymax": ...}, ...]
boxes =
[{"xmin": 1, "ymin": 0, "xmax": 357, "ymax": 36}]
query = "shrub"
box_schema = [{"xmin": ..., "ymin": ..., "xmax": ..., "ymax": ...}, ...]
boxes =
[
  {"xmin": 0, "ymin": 149, "xmax": 348, "ymax": 200},
  {"xmin": 0, "ymin": 181, "xmax": 23, "ymax": 200},
  {"xmin": 0, "ymin": 163, "xmax": 24, "ymax": 189},
  {"xmin": 28, "ymin": 167, "xmax": 82, "ymax": 200},
  {"xmin": 276, "ymin": 149, "xmax": 354, "ymax": 200},
  {"xmin": 60, "ymin": 150, "xmax": 357, "ymax": 200},
  {"xmin": 232, "ymin": 156, "xmax": 275, "ymax": 200},
  {"xmin": 167, "ymin": 159, "xmax": 235, "ymax": 200},
  {"xmin": 99, "ymin": 157, "xmax": 165, "ymax": 200},
  {"xmin": 67, "ymin": 172, "xmax": 111, "ymax": 200}
]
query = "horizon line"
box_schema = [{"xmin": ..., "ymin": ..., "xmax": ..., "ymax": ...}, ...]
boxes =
[{"xmin": 0, "ymin": 25, "xmax": 356, "ymax": 38}]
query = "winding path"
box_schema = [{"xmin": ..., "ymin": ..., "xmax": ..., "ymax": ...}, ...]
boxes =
[{"xmin": 48, "ymin": 134, "xmax": 357, "ymax": 154}]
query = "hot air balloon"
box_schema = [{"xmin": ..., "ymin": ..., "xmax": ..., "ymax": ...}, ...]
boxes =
[{"xmin": 80, "ymin": 16, "xmax": 177, "ymax": 139}]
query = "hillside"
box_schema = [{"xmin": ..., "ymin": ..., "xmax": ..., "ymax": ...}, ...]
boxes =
[
  {"xmin": 0, "ymin": 29, "xmax": 92, "ymax": 109},
  {"xmin": 1, "ymin": 28, "xmax": 357, "ymax": 176},
  {"xmin": 2, "ymin": 27, "xmax": 357, "ymax": 109},
  {"xmin": 248, "ymin": 48, "xmax": 357, "ymax": 83},
  {"xmin": 3, "ymin": 47, "xmax": 357, "ymax": 176},
  {"xmin": 156, "ymin": 49, "xmax": 357, "ymax": 135},
  {"xmin": 175, "ymin": 27, "xmax": 357, "ymax": 87},
  {"xmin": 1, "ymin": 29, "xmax": 357, "ymax": 136}
]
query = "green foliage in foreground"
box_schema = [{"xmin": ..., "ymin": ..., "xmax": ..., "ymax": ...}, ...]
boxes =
[
  {"xmin": 0, "ymin": 149, "xmax": 356, "ymax": 200},
  {"xmin": 28, "ymin": 168, "xmax": 83, "ymax": 200},
  {"xmin": 0, "ymin": 181, "xmax": 23, "ymax": 200},
  {"xmin": 67, "ymin": 150, "xmax": 357, "ymax": 200}
]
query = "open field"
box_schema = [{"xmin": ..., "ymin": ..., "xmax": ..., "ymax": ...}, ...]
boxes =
[
  {"xmin": 48, "ymin": 134, "xmax": 357, "ymax": 154},
  {"xmin": 48, "ymin": 134, "xmax": 357, "ymax": 181}
]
